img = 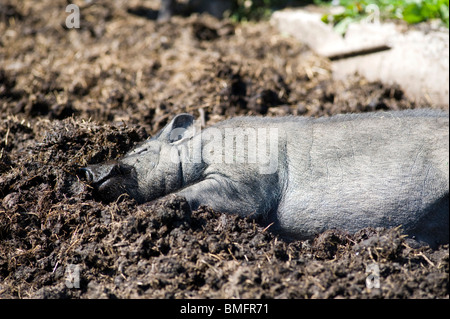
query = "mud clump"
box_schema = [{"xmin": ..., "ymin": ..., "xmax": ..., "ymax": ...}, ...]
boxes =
[{"xmin": 0, "ymin": 0, "xmax": 448, "ymax": 299}]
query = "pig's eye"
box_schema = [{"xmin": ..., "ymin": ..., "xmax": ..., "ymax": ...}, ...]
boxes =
[
  {"xmin": 128, "ymin": 143, "xmax": 160, "ymax": 156},
  {"xmin": 134, "ymin": 148, "xmax": 148, "ymax": 155},
  {"xmin": 129, "ymin": 146, "xmax": 150, "ymax": 155}
]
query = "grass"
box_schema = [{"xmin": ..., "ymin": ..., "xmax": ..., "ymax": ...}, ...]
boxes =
[
  {"xmin": 316, "ymin": 0, "xmax": 449, "ymax": 31},
  {"xmin": 228, "ymin": 0, "xmax": 449, "ymax": 31}
]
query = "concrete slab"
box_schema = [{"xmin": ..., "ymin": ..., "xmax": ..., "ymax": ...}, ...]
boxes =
[
  {"xmin": 270, "ymin": 10, "xmax": 346, "ymax": 57},
  {"xmin": 271, "ymin": 9, "xmax": 449, "ymax": 108},
  {"xmin": 333, "ymin": 29, "xmax": 449, "ymax": 108}
]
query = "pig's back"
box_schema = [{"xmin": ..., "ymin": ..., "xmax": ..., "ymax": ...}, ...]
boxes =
[{"xmin": 278, "ymin": 109, "xmax": 449, "ymax": 239}]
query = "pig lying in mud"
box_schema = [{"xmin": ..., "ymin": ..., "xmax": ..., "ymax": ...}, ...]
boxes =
[{"xmin": 81, "ymin": 110, "xmax": 449, "ymax": 247}]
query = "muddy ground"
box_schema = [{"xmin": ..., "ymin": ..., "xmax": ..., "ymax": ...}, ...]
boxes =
[{"xmin": 0, "ymin": 0, "xmax": 448, "ymax": 299}]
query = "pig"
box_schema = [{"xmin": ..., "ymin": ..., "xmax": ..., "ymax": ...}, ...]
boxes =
[
  {"xmin": 158, "ymin": 0, "xmax": 231, "ymax": 21},
  {"xmin": 81, "ymin": 109, "xmax": 449, "ymax": 247}
]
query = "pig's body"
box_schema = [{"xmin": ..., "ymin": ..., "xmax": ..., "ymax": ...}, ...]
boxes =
[{"xmin": 82, "ymin": 110, "xmax": 449, "ymax": 247}]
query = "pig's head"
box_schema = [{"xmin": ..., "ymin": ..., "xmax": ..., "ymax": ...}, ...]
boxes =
[{"xmin": 80, "ymin": 114, "xmax": 196, "ymax": 203}]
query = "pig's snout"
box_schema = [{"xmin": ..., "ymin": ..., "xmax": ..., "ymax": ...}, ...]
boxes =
[
  {"xmin": 80, "ymin": 162, "xmax": 115, "ymax": 185},
  {"xmin": 79, "ymin": 166, "xmax": 95, "ymax": 184},
  {"xmin": 79, "ymin": 161, "xmax": 127, "ymax": 187},
  {"xmin": 78, "ymin": 161, "xmax": 138, "ymax": 202}
]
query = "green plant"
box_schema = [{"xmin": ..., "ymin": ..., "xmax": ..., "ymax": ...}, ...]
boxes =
[{"xmin": 316, "ymin": 0, "xmax": 449, "ymax": 29}]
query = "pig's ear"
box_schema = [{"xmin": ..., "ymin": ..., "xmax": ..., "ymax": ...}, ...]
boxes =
[{"xmin": 159, "ymin": 113, "xmax": 196, "ymax": 143}]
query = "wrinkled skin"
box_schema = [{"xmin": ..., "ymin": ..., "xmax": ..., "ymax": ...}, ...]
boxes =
[
  {"xmin": 81, "ymin": 110, "xmax": 449, "ymax": 247},
  {"xmin": 81, "ymin": 114, "xmax": 194, "ymax": 203}
]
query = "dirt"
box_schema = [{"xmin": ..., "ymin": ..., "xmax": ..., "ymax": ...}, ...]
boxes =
[{"xmin": 0, "ymin": 0, "xmax": 448, "ymax": 299}]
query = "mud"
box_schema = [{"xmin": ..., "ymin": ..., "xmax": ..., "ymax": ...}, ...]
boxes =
[{"xmin": 0, "ymin": 0, "xmax": 448, "ymax": 299}]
